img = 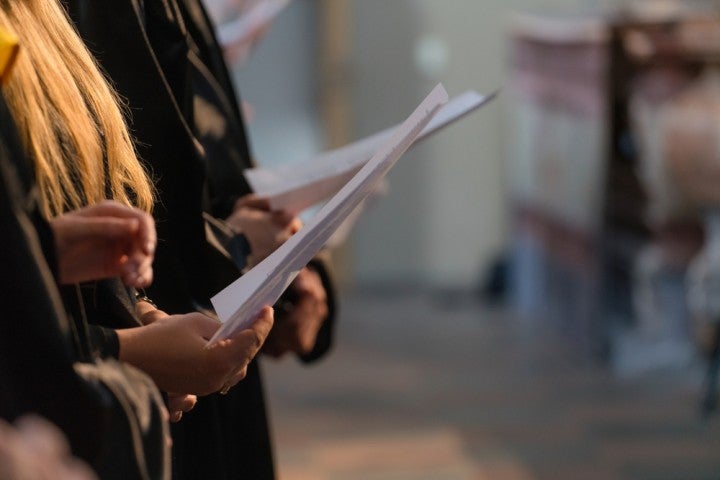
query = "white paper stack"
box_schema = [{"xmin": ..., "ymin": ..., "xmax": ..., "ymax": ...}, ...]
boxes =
[
  {"xmin": 244, "ymin": 90, "xmax": 496, "ymax": 213},
  {"xmin": 208, "ymin": 83, "xmax": 450, "ymax": 344}
]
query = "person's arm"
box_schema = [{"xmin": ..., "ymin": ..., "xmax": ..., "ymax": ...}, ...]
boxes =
[{"xmin": 0, "ymin": 101, "xmax": 109, "ymax": 463}]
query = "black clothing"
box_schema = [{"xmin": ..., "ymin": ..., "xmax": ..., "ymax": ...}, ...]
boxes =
[
  {"xmin": 66, "ymin": 1, "xmax": 336, "ymax": 478},
  {"xmin": 176, "ymin": 0, "xmax": 335, "ymax": 361},
  {"xmin": 66, "ymin": 2, "xmax": 275, "ymax": 477},
  {"xmin": 0, "ymin": 93, "xmax": 170, "ymax": 479},
  {"xmin": 0, "ymin": 92, "xmax": 107, "ymax": 463}
]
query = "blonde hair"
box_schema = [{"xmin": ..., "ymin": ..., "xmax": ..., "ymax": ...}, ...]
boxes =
[{"xmin": 0, "ymin": 0, "xmax": 153, "ymax": 217}]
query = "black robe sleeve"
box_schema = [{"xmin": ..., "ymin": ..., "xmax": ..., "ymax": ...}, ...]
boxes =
[{"xmin": 0, "ymin": 94, "xmax": 110, "ymax": 464}]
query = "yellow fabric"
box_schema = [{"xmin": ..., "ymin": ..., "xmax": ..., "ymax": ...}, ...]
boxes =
[{"xmin": 0, "ymin": 28, "xmax": 19, "ymax": 83}]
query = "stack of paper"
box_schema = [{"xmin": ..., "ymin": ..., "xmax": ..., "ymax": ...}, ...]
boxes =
[
  {"xmin": 244, "ymin": 90, "xmax": 496, "ymax": 213},
  {"xmin": 208, "ymin": 83, "xmax": 450, "ymax": 344}
]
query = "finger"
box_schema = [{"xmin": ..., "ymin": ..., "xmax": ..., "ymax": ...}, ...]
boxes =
[
  {"xmin": 235, "ymin": 194, "xmax": 271, "ymax": 211},
  {"xmin": 135, "ymin": 212, "xmax": 156, "ymax": 256},
  {"xmin": 137, "ymin": 306, "xmax": 167, "ymax": 325},
  {"xmin": 270, "ymin": 210, "xmax": 299, "ymax": 228},
  {"xmin": 220, "ymin": 307, "xmax": 273, "ymax": 355},
  {"xmin": 290, "ymin": 269, "xmax": 312, "ymax": 294},
  {"xmin": 135, "ymin": 298, "xmax": 157, "ymax": 317},
  {"xmin": 76, "ymin": 201, "xmax": 156, "ymax": 254},
  {"xmin": 188, "ymin": 312, "xmax": 223, "ymax": 340},
  {"xmin": 167, "ymin": 394, "xmax": 197, "ymax": 414},
  {"xmin": 217, "ymin": 307, "xmax": 274, "ymax": 385},
  {"xmin": 248, "ymin": 306, "xmax": 274, "ymax": 340},
  {"xmin": 181, "ymin": 395, "xmax": 197, "ymax": 412},
  {"xmin": 136, "ymin": 259, "xmax": 154, "ymax": 288},
  {"xmin": 292, "ymin": 269, "xmax": 324, "ymax": 300},
  {"xmin": 65, "ymin": 216, "xmax": 140, "ymax": 240},
  {"xmin": 123, "ymin": 254, "xmax": 154, "ymax": 288}
]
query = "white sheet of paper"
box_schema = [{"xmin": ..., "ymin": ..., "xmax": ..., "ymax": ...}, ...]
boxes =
[
  {"xmin": 217, "ymin": 0, "xmax": 292, "ymax": 47},
  {"xmin": 208, "ymin": 83, "xmax": 449, "ymax": 344},
  {"xmin": 244, "ymin": 90, "xmax": 496, "ymax": 213}
]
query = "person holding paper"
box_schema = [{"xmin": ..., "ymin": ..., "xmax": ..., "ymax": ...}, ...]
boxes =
[
  {"xmin": 0, "ymin": 0, "xmax": 274, "ymax": 443},
  {"xmin": 176, "ymin": 0, "xmax": 336, "ymax": 363},
  {"xmin": 65, "ymin": 1, "xmax": 336, "ymax": 478},
  {"xmin": 0, "ymin": 25, "xmax": 170, "ymax": 476}
]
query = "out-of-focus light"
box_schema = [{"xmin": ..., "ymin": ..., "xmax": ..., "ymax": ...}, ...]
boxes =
[{"xmin": 414, "ymin": 35, "xmax": 450, "ymax": 79}]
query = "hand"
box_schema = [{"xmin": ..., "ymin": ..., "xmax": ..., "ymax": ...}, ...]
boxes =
[
  {"xmin": 263, "ymin": 267, "xmax": 328, "ymax": 358},
  {"xmin": 225, "ymin": 195, "xmax": 301, "ymax": 268},
  {"xmin": 0, "ymin": 416, "xmax": 98, "ymax": 480},
  {"xmin": 135, "ymin": 299, "xmax": 165, "ymax": 325},
  {"xmin": 167, "ymin": 393, "xmax": 197, "ymax": 423},
  {"xmin": 117, "ymin": 306, "xmax": 274, "ymax": 395},
  {"xmin": 52, "ymin": 200, "xmax": 156, "ymax": 287}
]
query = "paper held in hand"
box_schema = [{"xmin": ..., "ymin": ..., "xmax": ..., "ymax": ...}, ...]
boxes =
[
  {"xmin": 244, "ymin": 90, "xmax": 496, "ymax": 214},
  {"xmin": 208, "ymin": 83, "xmax": 450, "ymax": 344}
]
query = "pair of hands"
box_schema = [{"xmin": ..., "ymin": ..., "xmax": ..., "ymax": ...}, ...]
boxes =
[
  {"xmin": 50, "ymin": 201, "xmax": 275, "ymax": 421},
  {"xmin": 119, "ymin": 302, "xmax": 274, "ymax": 422},
  {"xmin": 50, "ymin": 196, "xmax": 327, "ymax": 421},
  {"xmin": 226, "ymin": 195, "xmax": 329, "ymax": 358}
]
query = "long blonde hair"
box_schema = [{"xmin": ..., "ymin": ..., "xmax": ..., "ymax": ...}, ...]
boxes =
[{"xmin": 0, "ymin": 0, "xmax": 153, "ymax": 217}]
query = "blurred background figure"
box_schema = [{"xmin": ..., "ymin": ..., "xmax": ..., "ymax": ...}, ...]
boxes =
[{"xmin": 208, "ymin": 0, "xmax": 720, "ymax": 478}]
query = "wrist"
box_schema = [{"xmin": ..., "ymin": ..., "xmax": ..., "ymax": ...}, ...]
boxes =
[
  {"xmin": 229, "ymin": 233, "xmax": 252, "ymax": 271},
  {"xmin": 135, "ymin": 289, "xmax": 157, "ymax": 308}
]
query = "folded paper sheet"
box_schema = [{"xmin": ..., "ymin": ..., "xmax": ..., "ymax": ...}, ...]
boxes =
[
  {"xmin": 208, "ymin": 83, "xmax": 449, "ymax": 344},
  {"xmin": 244, "ymin": 90, "xmax": 496, "ymax": 213}
]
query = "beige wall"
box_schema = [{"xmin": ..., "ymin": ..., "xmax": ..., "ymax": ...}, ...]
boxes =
[
  {"xmin": 346, "ymin": 0, "xmax": 596, "ymax": 288},
  {"xmin": 236, "ymin": 0, "xmax": 608, "ymax": 289}
]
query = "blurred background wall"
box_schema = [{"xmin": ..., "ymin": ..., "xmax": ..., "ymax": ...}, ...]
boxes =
[
  {"xmin": 205, "ymin": 1, "xmax": 720, "ymax": 478},
  {"xmin": 229, "ymin": 0, "xmax": 720, "ymax": 366},
  {"xmin": 233, "ymin": 0, "xmax": 606, "ymax": 290}
]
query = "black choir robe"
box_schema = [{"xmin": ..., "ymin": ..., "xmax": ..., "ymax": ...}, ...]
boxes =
[
  {"xmin": 65, "ymin": 1, "xmax": 336, "ymax": 478},
  {"xmin": 0, "ymin": 92, "xmax": 169, "ymax": 480}
]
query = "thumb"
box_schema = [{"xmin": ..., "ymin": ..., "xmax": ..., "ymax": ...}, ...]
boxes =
[
  {"xmin": 186, "ymin": 312, "xmax": 223, "ymax": 340},
  {"xmin": 236, "ymin": 194, "xmax": 271, "ymax": 211}
]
